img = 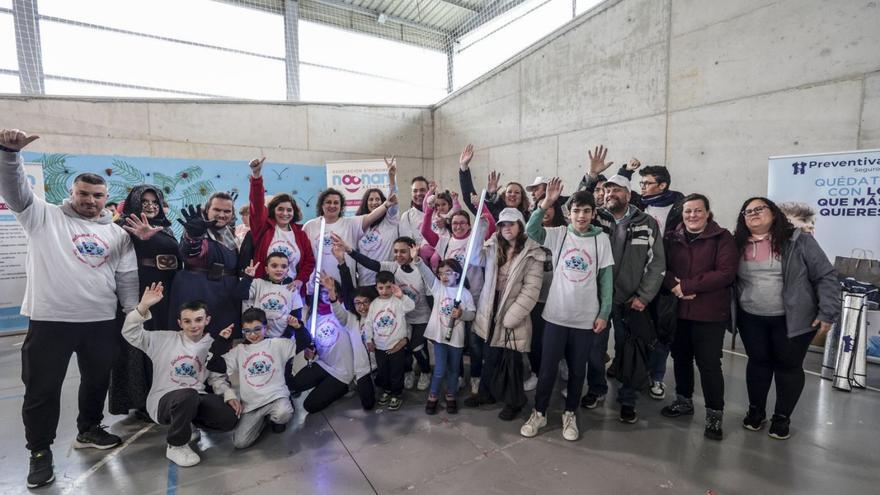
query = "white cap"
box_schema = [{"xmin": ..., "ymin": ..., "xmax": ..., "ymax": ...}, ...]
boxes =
[
  {"xmin": 525, "ymin": 176, "xmax": 549, "ymax": 192},
  {"xmin": 604, "ymin": 175, "xmax": 631, "ymax": 193},
  {"xmin": 497, "ymin": 208, "xmax": 525, "ymax": 226}
]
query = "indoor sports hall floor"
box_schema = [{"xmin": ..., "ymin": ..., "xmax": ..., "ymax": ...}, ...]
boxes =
[{"xmin": 0, "ymin": 335, "xmax": 877, "ymax": 495}]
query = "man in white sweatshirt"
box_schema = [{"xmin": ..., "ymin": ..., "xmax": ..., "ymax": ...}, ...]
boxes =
[
  {"xmin": 123, "ymin": 282, "xmax": 240, "ymax": 467},
  {"xmin": 0, "ymin": 129, "xmax": 139, "ymax": 489}
]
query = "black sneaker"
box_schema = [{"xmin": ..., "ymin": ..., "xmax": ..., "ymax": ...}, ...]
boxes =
[
  {"xmin": 73, "ymin": 425, "xmax": 122, "ymax": 450},
  {"xmin": 619, "ymin": 406, "xmax": 638, "ymax": 424},
  {"xmin": 498, "ymin": 404, "xmax": 521, "ymax": 421},
  {"xmin": 425, "ymin": 398, "xmax": 439, "ymax": 415},
  {"xmin": 377, "ymin": 392, "xmax": 391, "ymax": 407},
  {"xmin": 445, "ymin": 396, "xmax": 458, "ymax": 415},
  {"xmin": 742, "ymin": 406, "xmax": 767, "ymax": 431},
  {"xmin": 660, "ymin": 397, "xmax": 695, "ymax": 418},
  {"xmin": 704, "ymin": 409, "xmax": 723, "ymax": 441},
  {"xmin": 27, "ymin": 450, "xmax": 54, "ymax": 489},
  {"xmin": 768, "ymin": 414, "xmax": 791, "ymax": 440},
  {"xmin": 270, "ymin": 421, "xmax": 287, "ymax": 433},
  {"xmin": 580, "ymin": 394, "xmax": 605, "ymax": 410},
  {"xmin": 463, "ymin": 393, "xmax": 496, "ymax": 408}
]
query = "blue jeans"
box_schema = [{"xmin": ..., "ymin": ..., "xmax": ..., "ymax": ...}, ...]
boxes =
[
  {"xmin": 431, "ymin": 342, "xmax": 464, "ymax": 397},
  {"xmin": 468, "ymin": 326, "xmax": 485, "ymax": 379},
  {"xmin": 648, "ymin": 341, "xmax": 670, "ymax": 382}
]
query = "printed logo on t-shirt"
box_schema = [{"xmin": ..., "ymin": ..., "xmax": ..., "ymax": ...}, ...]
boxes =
[
  {"xmin": 439, "ymin": 296, "xmax": 454, "ymax": 325},
  {"xmin": 321, "ymin": 234, "xmax": 334, "ymax": 249},
  {"xmin": 259, "ymin": 292, "xmax": 289, "ymax": 317},
  {"xmin": 243, "ymin": 351, "xmax": 276, "ymax": 387},
  {"xmin": 170, "ymin": 355, "xmax": 202, "ymax": 387},
  {"xmin": 316, "ymin": 318, "xmax": 339, "ymax": 349},
  {"xmin": 446, "ymin": 246, "xmax": 466, "ymax": 266},
  {"xmin": 372, "ymin": 308, "xmax": 398, "ymax": 338},
  {"xmin": 359, "ymin": 229, "xmax": 381, "ymax": 253},
  {"xmin": 268, "ymin": 239, "xmax": 299, "ymax": 262},
  {"xmin": 71, "ymin": 233, "xmax": 111, "ymax": 268},
  {"xmin": 560, "ymin": 247, "xmax": 594, "ymax": 283}
]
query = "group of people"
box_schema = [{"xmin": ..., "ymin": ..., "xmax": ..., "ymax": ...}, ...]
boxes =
[{"xmin": 0, "ymin": 128, "xmax": 840, "ymax": 490}]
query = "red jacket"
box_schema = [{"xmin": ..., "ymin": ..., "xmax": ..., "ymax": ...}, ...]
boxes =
[
  {"xmin": 249, "ymin": 175, "xmax": 315, "ymax": 287},
  {"xmin": 662, "ymin": 221, "xmax": 738, "ymax": 323}
]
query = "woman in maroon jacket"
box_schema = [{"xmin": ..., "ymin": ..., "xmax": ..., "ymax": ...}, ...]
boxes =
[
  {"xmin": 247, "ymin": 157, "xmax": 315, "ymax": 292},
  {"xmin": 658, "ymin": 193, "xmax": 738, "ymax": 441}
]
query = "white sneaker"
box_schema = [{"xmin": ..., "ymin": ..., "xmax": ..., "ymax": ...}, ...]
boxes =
[
  {"xmin": 189, "ymin": 425, "xmax": 201, "ymax": 443},
  {"xmin": 166, "ymin": 444, "xmax": 201, "ymax": 467},
  {"xmin": 523, "ymin": 373, "xmax": 538, "ymax": 392},
  {"xmin": 404, "ymin": 372, "xmax": 416, "ymax": 389},
  {"xmin": 562, "ymin": 411, "xmax": 579, "ymax": 441},
  {"xmin": 470, "ymin": 377, "xmax": 480, "ymax": 395},
  {"xmin": 417, "ymin": 373, "xmax": 430, "ymax": 391},
  {"xmin": 649, "ymin": 381, "xmax": 666, "ymax": 400},
  {"xmin": 559, "ymin": 360, "xmax": 569, "ymax": 381},
  {"xmin": 520, "ymin": 410, "xmax": 547, "ymax": 438}
]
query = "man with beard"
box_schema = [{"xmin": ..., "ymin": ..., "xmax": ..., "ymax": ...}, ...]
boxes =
[{"xmin": 168, "ymin": 193, "xmax": 241, "ymax": 372}]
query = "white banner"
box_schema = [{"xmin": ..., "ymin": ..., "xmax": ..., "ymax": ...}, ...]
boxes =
[
  {"xmin": 768, "ymin": 149, "xmax": 880, "ymax": 260},
  {"xmin": 325, "ymin": 160, "xmax": 391, "ymax": 215},
  {"xmin": 0, "ymin": 163, "xmax": 45, "ymax": 334}
]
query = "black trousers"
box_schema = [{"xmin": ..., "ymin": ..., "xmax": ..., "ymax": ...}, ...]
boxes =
[
  {"xmin": 356, "ymin": 374, "xmax": 376, "ymax": 410},
  {"xmin": 157, "ymin": 389, "xmax": 237, "ymax": 446},
  {"xmin": 289, "ymin": 364, "xmax": 350, "ymax": 413},
  {"xmin": 528, "ymin": 302, "xmax": 546, "ymax": 375},
  {"xmin": 374, "ymin": 348, "xmax": 406, "ymax": 396},
  {"xmin": 670, "ymin": 319, "xmax": 726, "ymax": 410},
  {"xmin": 737, "ymin": 311, "xmax": 816, "ymax": 418},
  {"xmin": 405, "ymin": 323, "xmax": 431, "ymax": 374},
  {"xmin": 534, "ymin": 322, "xmax": 595, "ymax": 414},
  {"xmin": 21, "ymin": 319, "xmax": 117, "ymax": 452}
]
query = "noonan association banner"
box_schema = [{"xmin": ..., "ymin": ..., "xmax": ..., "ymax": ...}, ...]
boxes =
[
  {"xmin": 0, "ymin": 163, "xmax": 45, "ymax": 334},
  {"xmin": 326, "ymin": 160, "xmax": 392, "ymax": 215},
  {"xmin": 768, "ymin": 149, "xmax": 880, "ymax": 260}
]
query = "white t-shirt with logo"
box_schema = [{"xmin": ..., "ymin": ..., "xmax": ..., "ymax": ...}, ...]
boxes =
[
  {"xmin": 13, "ymin": 198, "xmax": 137, "ymax": 322},
  {"xmin": 417, "ymin": 261, "xmax": 476, "ymax": 348},
  {"xmin": 122, "ymin": 310, "xmax": 234, "ymax": 422},
  {"xmin": 399, "ymin": 207, "xmax": 425, "ymax": 245},
  {"xmin": 541, "ymin": 227, "xmax": 614, "ymax": 330},
  {"xmin": 357, "ymin": 213, "xmax": 399, "ymax": 286},
  {"xmin": 437, "ymin": 234, "xmax": 485, "ymax": 305},
  {"xmin": 303, "ymin": 215, "xmax": 364, "ymax": 283},
  {"xmin": 223, "ymin": 338, "xmax": 298, "ymax": 413},
  {"xmin": 267, "ymin": 226, "xmax": 302, "ymax": 281},
  {"xmin": 646, "ymin": 204, "xmax": 674, "ymax": 234},
  {"xmin": 331, "ymin": 301, "xmax": 373, "ymax": 379},
  {"xmin": 312, "ymin": 313, "xmax": 355, "ymax": 384},
  {"xmin": 379, "ymin": 261, "xmax": 430, "ymax": 324},
  {"xmin": 366, "ymin": 295, "xmax": 415, "ymax": 350},
  {"xmin": 245, "ymin": 278, "xmax": 304, "ymax": 338}
]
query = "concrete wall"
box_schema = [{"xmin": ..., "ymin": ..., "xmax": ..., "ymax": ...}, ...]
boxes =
[
  {"xmin": 433, "ymin": 0, "xmax": 880, "ymax": 227},
  {"xmin": 0, "ymin": 97, "xmax": 434, "ymax": 206}
]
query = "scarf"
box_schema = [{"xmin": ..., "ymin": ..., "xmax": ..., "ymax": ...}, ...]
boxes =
[{"xmin": 641, "ymin": 189, "xmax": 677, "ymax": 207}]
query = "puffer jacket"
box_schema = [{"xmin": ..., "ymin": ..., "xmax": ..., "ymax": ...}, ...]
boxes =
[{"xmin": 474, "ymin": 236, "xmax": 546, "ymax": 352}]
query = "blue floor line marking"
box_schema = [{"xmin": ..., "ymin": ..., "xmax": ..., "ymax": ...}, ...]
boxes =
[
  {"xmin": 166, "ymin": 461, "xmax": 178, "ymax": 495},
  {"xmin": 0, "ymin": 393, "xmax": 22, "ymax": 400}
]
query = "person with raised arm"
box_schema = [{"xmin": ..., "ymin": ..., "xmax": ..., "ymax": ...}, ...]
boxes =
[{"xmin": 355, "ymin": 156, "xmax": 400, "ymax": 287}]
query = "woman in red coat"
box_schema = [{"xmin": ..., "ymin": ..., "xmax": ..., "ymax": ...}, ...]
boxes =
[
  {"xmin": 658, "ymin": 193, "xmax": 738, "ymax": 441},
  {"xmin": 247, "ymin": 157, "xmax": 315, "ymax": 294}
]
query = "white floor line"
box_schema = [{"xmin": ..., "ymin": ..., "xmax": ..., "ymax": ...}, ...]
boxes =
[
  {"xmin": 61, "ymin": 423, "xmax": 155, "ymax": 494},
  {"xmin": 722, "ymin": 348, "xmax": 880, "ymax": 393}
]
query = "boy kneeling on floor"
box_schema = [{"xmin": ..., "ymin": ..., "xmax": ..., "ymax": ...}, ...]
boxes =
[
  {"xmin": 224, "ymin": 307, "xmax": 305, "ymax": 448},
  {"xmin": 122, "ymin": 282, "xmax": 240, "ymax": 467}
]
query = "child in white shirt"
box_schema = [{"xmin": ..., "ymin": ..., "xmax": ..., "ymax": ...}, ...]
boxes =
[
  {"xmin": 237, "ymin": 252, "xmax": 304, "ymax": 338},
  {"xmin": 366, "ymin": 271, "xmax": 415, "ymax": 410},
  {"xmin": 122, "ymin": 282, "xmax": 239, "ymax": 468}
]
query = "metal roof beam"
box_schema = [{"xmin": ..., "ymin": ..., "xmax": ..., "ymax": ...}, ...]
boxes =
[
  {"xmin": 308, "ymin": 0, "xmax": 451, "ymax": 36},
  {"xmin": 436, "ymin": 0, "xmax": 479, "ymax": 13},
  {"xmin": 452, "ymin": 0, "xmax": 528, "ymax": 38}
]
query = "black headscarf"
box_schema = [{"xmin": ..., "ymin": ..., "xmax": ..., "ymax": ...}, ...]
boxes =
[{"xmin": 121, "ymin": 184, "xmax": 172, "ymax": 229}]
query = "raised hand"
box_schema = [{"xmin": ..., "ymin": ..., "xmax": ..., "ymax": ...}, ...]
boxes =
[
  {"xmin": 319, "ymin": 271, "xmax": 336, "ymax": 294},
  {"xmin": 410, "ymin": 244, "xmax": 421, "ymax": 263},
  {"xmin": 449, "ymin": 191, "xmax": 459, "ymax": 204},
  {"xmin": 287, "ymin": 315, "xmax": 302, "ymax": 328},
  {"xmin": 391, "ymin": 284, "xmax": 403, "ymax": 299},
  {"xmin": 330, "ymin": 232, "xmax": 351, "ymax": 253},
  {"xmin": 487, "ymin": 171, "xmax": 501, "ymax": 195},
  {"xmin": 286, "ymin": 280, "xmax": 304, "ymax": 292},
  {"xmin": 459, "ymin": 144, "xmax": 474, "ymax": 170},
  {"xmin": 0, "ymin": 129, "xmax": 40, "ymax": 151},
  {"xmin": 588, "ymin": 145, "xmax": 614, "ymax": 177},
  {"xmin": 625, "ymin": 158, "xmax": 641, "ymax": 172},
  {"xmin": 384, "ymin": 155, "xmax": 397, "ymax": 171},
  {"xmin": 176, "ymin": 204, "xmax": 216, "ymax": 238},
  {"xmin": 218, "ymin": 323, "xmax": 234, "ymax": 339},
  {"xmin": 123, "ymin": 213, "xmax": 163, "ymax": 241},
  {"xmin": 470, "ymin": 191, "xmax": 479, "ymax": 208},
  {"xmin": 249, "ymin": 157, "xmax": 266, "ymax": 178},
  {"xmin": 540, "ymin": 177, "xmax": 564, "ymax": 210},
  {"xmin": 244, "ymin": 260, "xmax": 260, "ymax": 277},
  {"xmin": 136, "ymin": 282, "xmax": 164, "ymax": 316},
  {"xmin": 385, "ymin": 192, "xmax": 398, "ymax": 206},
  {"xmin": 330, "ymin": 240, "xmax": 347, "ymax": 263}
]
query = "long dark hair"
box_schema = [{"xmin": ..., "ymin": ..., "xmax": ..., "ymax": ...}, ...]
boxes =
[
  {"xmin": 733, "ymin": 196, "xmax": 795, "ymax": 255},
  {"xmin": 433, "ymin": 190, "xmax": 454, "ymax": 232},
  {"xmin": 356, "ymin": 188, "xmax": 387, "ymax": 227},
  {"xmin": 496, "ymin": 220, "xmax": 527, "ymax": 267}
]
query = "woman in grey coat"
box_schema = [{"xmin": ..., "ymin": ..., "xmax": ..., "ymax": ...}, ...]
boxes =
[{"xmin": 733, "ymin": 197, "xmax": 839, "ymax": 440}]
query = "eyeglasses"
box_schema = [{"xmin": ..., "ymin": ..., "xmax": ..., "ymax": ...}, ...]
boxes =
[
  {"xmin": 354, "ymin": 300, "xmax": 370, "ymax": 307},
  {"xmin": 639, "ymin": 181, "xmax": 658, "ymax": 187},
  {"xmin": 242, "ymin": 325, "xmax": 264, "ymax": 335},
  {"xmin": 742, "ymin": 205, "xmax": 769, "ymax": 217}
]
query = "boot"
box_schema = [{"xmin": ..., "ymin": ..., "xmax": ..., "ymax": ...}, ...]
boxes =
[{"xmin": 704, "ymin": 408, "xmax": 723, "ymax": 441}]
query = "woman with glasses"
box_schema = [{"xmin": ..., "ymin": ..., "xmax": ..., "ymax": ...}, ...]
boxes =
[
  {"xmin": 658, "ymin": 194, "xmax": 737, "ymax": 441},
  {"xmin": 733, "ymin": 197, "xmax": 839, "ymax": 440},
  {"xmin": 109, "ymin": 185, "xmax": 180, "ymax": 418}
]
